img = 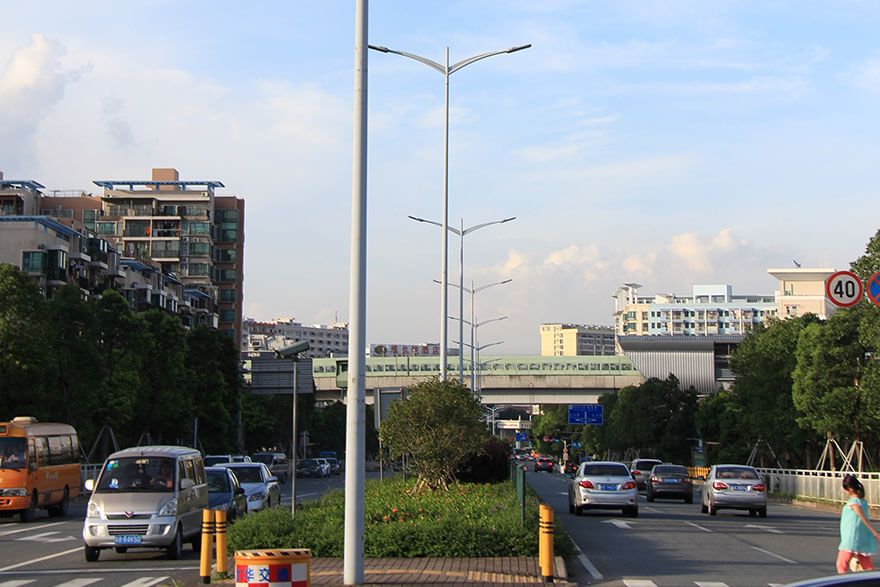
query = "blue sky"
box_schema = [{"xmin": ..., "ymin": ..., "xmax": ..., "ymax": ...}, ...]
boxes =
[{"xmin": 2, "ymin": 1, "xmax": 880, "ymax": 353}]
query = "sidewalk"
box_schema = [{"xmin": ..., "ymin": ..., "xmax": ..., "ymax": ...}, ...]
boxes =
[{"xmin": 181, "ymin": 556, "xmax": 577, "ymax": 585}]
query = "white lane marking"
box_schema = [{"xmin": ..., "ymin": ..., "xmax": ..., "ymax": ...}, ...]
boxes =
[
  {"xmin": 685, "ymin": 521, "xmax": 712, "ymax": 533},
  {"xmin": 55, "ymin": 579, "xmax": 103, "ymax": 587},
  {"xmin": 623, "ymin": 580, "xmax": 657, "ymax": 586},
  {"xmin": 571, "ymin": 542, "xmax": 603, "ymax": 581},
  {"xmin": 744, "ymin": 523, "xmax": 783, "ymax": 534},
  {"xmin": 121, "ymin": 579, "xmax": 169, "ymax": 587},
  {"xmin": 641, "ymin": 506, "xmax": 662, "ymax": 513},
  {"xmin": 0, "ymin": 546, "xmax": 82, "ymax": 572},
  {"xmin": 15, "ymin": 531, "xmax": 75, "ymax": 543},
  {"xmin": 601, "ymin": 519, "xmax": 634, "ymax": 529},
  {"xmin": 0, "ymin": 581, "xmax": 36, "ymax": 587},
  {"xmin": 695, "ymin": 582, "xmax": 729, "ymax": 587},
  {"xmin": 751, "ymin": 546, "xmax": 795, "ymax": 564},
  {"xmin": 0, "ymin": 522, "xmax": 61, "ymax": 537}
]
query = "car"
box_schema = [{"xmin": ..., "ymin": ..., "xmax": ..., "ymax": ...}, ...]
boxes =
[
  {"xmin": 251, "ymin": 452, "xmax": 290, "ymax": 483},
  {"xmin": 296, "ymin": 458, "xmax": 327, "ymax": 478},
  {"xmin": 324, "ymin": 457, "xmax": 341, "ymax": 475},
  {"xmin": 219, "ymin": 462, "xmax": 281, "ymax": 513},
  {"xmin": 563, "ymin": 461, "xmax": 578, "ymax": 476},
  {"xmin": 82, "ymin": 446, "xmax": 208, "ymax": 561},
  {"xmin": 645, "ymin": 463, "xmax": 693, "ymax": 503},
  {"xmin": 206, "ymin": 466, "xmax": 247, "ymax": 521},
  {"xmin": 534, "ymin": 457, "xmax": 555, "ymax": 473},
  {"xmin": 630, "ymin": 458, "xmax": 663, "ymax": 490},
  {"xmin": 700, "ymin": 464, "xmax": 767, "ymax": 517},
  {"xmin": 782, "ymin": 571, "xmax": 880, "ymax": 586},
  {"xmin": 204, "ymin": 454, "xmax": 251, "ymax": 467},
  {"xmin": 568, "ymin": 461, "xmax": 638, "ymax": 517},
  {"xmin": 315, "ymin": 458, "xmax": 332, "ymax": 477}
]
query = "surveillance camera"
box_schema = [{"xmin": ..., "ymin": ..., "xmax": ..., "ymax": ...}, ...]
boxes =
[{"xmin": 274, "ymin": 341, "xmax": 310, "ymax": 358}]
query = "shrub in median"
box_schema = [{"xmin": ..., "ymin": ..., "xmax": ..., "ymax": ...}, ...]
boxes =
[{"xmin": 228, "ymin": 476, "xmax": 574, "ymax": 559}]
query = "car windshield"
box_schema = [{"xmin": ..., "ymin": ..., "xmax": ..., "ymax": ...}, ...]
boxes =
[
  {"xmin": 228, "ymin": 465, "xmax": 262, "ymax": 483},
  {"xmin": 230, "ymin": 455, "xmax": 248, "ymax": 462},
  {"xmin": 204, "ymin": 456, "xmax": 230, "ymax": 466},
  {"xmin": 716, "ymin": 467, "xmax": 759, "ymax": 480},
  {"xmin": 583, "ymin": 464, "xmax": 629, "ymax": 477},
  {"xmin": 633, "ymin": 461, "xmax": 661, "ymax": 470},
  {"xmin": 300, "ymin": 459, "xmax": 319, "ymax": 468},
  {"xmin": 0, "ymin": 437, "xmax": 27, "ymax": 470},
  {"xmin": 96, "ymin": 456, "xmax": 176, "ymax": 493},
  {"xmin": 654, "ymin": 466, "xmax": 688, "ymax": 475},
  {"xmin": 207, "ymin": 469, "xmax": 230, "ymax": 493}
]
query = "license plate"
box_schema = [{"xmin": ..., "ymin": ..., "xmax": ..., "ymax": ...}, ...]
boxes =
[
  {"xmin": 601, "ymin": 484, "xmax": 617, "ymax": 491},
  {"xmin": 664, "ymin": 478, "xmax": 680, "ymax": 483},
  {"xmin": 114, "ymin": 535, "xmax": 142, "ymax": 545},
  {"xmin": 732, "ymin": 485, "xmax": 747, "ymax": 491}
]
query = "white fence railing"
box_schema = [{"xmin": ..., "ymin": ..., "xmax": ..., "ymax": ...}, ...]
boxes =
[
  {"xmin": 755, "ymin": 468, "xmax": 880, "ymax": 507},
  {"xmin": 80, "ymin": 464, "xmax": 103, "ymax": 489}
]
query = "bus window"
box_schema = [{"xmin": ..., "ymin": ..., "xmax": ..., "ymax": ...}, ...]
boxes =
[
  {"xmin": 33, "ymin": 436, "xmax": 49, "ymax": 466},
  {"xmin": 0, "ymin": 437, "xmax": 27, "ymax": 469}
]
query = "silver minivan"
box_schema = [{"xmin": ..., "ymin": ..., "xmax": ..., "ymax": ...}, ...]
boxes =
[{"xmin": 82, "ymin": 446, "xmax": 208, "ymax": 561}]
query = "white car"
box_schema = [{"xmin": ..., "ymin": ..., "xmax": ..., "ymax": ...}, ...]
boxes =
[
  {"xmin": 220, "ymin": 463, "xmax": 280, "ymax": 513},
  {"xmin": 568, "ymin": 461, "xmax": 638, "ymax": 517},
  {"xmin": 315, "ymin": 458, "xmax": 331, "ymax": 477}
]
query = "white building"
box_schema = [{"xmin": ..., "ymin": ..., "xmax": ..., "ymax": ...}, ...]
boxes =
[{"xmin": 242, "ymin": 317, "xmax": 348, "ymax": 357}]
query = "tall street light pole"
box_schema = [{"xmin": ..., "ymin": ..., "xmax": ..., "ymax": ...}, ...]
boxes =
[
  {"xmin": 452, "ymin": 314, "xmax": 507, "ymax": 394},
  {"xmin": 411, "ymin": 215, "xmax": 515, "ymax": 380},
  {"xmin": 371, "ymin": 43, "xmax": 530, "ymax": 381}
]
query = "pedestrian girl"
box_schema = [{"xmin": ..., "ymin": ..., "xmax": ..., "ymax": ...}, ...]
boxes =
[{"xmin": 837, "ymin": 474, "xmax": 880, "ymax": 573}]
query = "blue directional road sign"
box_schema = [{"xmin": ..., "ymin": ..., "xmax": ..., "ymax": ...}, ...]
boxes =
[
  {"xmin": 568, "ymin": 404, "xmax": 603, "ymax": 425},
  {"xmin": 515, "ymin": 432, "xmax": 527, "ymax": 442}
]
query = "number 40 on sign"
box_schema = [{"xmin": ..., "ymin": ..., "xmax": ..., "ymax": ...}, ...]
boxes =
[{"xmin": 826, "ymin": 270, "xmax": 864, "ymax": 307}]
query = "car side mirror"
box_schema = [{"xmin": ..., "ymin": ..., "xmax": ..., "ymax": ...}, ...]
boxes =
[{"xmin": 268, "ymin": 476, "xmax": 278, "ymax": 484}]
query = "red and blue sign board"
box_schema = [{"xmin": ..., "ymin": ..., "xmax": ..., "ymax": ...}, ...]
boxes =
[
  {"xmin": 867, "ymin": 272, "xmax": 880, "ymax": 307},
  {"xmin": 826, "ymin": 270, "xmax": 864, "ymax": 307}
]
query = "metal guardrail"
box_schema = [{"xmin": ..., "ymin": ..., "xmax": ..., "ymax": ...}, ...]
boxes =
[
  {"xmin": 80, "ymin": 464, "xmax": 103, "ymax": 489},
  {"xmin": 755, "ymin": 468, "xmax": 880, "ymax": 507}
]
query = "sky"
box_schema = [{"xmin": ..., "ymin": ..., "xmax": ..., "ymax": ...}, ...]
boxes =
[{"xmin": 2, "ymin": 1, "xmax": 880, "ymax": 354}]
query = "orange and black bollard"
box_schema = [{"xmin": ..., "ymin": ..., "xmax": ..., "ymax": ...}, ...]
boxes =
[
  {"xmin": 539, "ymin": 504, "xmax": 554, "ymax": 583},
  {"xmin": 214, "ymin": 509, "xmax": 228, "ymax": 575},
  {"xmin": 200, "ymin": 509, "xmax": 215, "ymax": 584}
]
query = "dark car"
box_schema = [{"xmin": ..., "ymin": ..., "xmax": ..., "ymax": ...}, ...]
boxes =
[
  {"xmin": 206, "ymin": 466, "xmax": 247, "ymax": 521},
  {"xmin": 251, "ymin": 452, "xmax": 290, "ymax": 483},
  {"xmin": 630, "ymin": 458, "xmax": 663, "ymax": 490},
  {"xmin": 783, "ymin": 571, "xmax": 880, "ymax": 586},
  {"xmin": 296, "ymin": 458, "xmax": 327, "ymax": 478},
  {"xmin": 534, "ymin": 457, "xmax": 555, "ymax": 473},
  {"xmin": 646, "ymin": 464, "xmax": 693, "ymax": 503},
  {"xmin": 563, "ymin": 461, "xmax": 578, "ymax": 476},
  {"xmin": 324, "ymin": 457, "xmax": 341, "ymax": 475}
]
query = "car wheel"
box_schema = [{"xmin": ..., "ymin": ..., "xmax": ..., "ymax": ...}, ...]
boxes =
[
  {"xmin": 625, "ymin": 507, "xmax": 638, "ymax": 518},
  {"xmin": 685, "ymin": 495, "xmax": 693, "ymax": 504},
  {"xmin": 646, "ymin": 492, "xmax": 655, "ymax": 502},
  {"xmin": 191, "ymin": 529, "xmax": 202, "ymax": 552},
  {"xmin": 758, "ymin": 507, "xmax": 767, "ymax": 518},
  {"xmin": 115, "ymin": 547, "xmax": 128, "ymax": 554},
  {"xmin": 48, "ymin": 488, "xmax": 70, "ymax": 518},
  {"xmin": 19, "ymin": 492, "xmax": 37, "ymax": 522},
  {"xmin": 749, "ymin": 509, "xmax": 757, "ymax": 517},
  {"xmin": 700, "ymin": 498, "xmax": 708, "ymax": 514},
  {"xmin": 166, "ymin": 526, "xmax": 183, "ymax": 560},
  {"xmin": 84, "ymin": 545, "xmax": 100, "ymax": 562}
]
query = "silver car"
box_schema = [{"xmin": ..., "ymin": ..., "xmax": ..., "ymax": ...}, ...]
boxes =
[
  {"xmin": 220, "ymin": 462, "xmax": 281, "ymax": 513},
  {"xmin": 700, "ymin": 464, "xmax": 767, "ymax": 517},
  {"xmin": 568, "ymin": 461, "xmax": 638, "ymax": 517}
]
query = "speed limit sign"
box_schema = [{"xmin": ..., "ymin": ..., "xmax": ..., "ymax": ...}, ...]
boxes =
[{"xmin": 826, "ymin": 270, "xmax": 863, "ymax": 307}]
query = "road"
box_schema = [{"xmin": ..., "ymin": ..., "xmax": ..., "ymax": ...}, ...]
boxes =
[
  {"xmin": 527, "ymin": 469, "xmax": 843, "ymax": 586},
  {"xmin": 0, "ymin": 472, "xmax": 358, "ymax": 587}
]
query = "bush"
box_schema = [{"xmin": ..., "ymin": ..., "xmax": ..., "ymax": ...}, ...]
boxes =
[
  {"xmin": 228, "ymin": 476, "xmax": 574, "ymax": 559},
  {"xmin": 457, "ymin": 436, "xmax": 512, "ymax": 483}
]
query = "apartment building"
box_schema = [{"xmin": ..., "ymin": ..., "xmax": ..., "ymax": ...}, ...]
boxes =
[
  {"xmin": 612, "ymin": 283, "xmax": 777, "ymax": 337},
  {"xmin": 242, "ymin": 317, "xmax": 348, "ymax": 357},
  {"xmin": 539, "ymin": 324, "xmax": 615, "ymax": 356},
  {"xmin": 767, "ymin": 267, "xmax": 837, "ymax": 320},
  {"xmin": 93, "ymin": 168, "xmax": 245, "ymax": 342}
]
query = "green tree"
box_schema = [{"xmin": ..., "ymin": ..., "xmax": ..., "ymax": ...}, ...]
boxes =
[
  {"xmin": 728, "ymin": 315, "xmax": 821, "ymax": 467},
  {"xmin": 380, "ymin": 379, "xmax": 486, "ymax": 492},
  {"xmin": 850, "ymin": 228, "xmax": 880, "ymax": 282},
  {"xmin": 695, "ymin": 390, "xmax": 749, "ymax": 464},
  {"xmin": 186, "ymin": 326, "xmax": 241, "ymax": 452},
  {"xmin": 792, "ymin": 303, "xmax": 880, "ymax": 443},
  {"xmin": 0, "ymin": 263, "xmax": 49, "ymax": 417}
]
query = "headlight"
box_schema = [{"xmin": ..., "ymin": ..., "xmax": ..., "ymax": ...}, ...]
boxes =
[
  {"xmin": 0, "ymin": 488, "xmax": 28, "ymax": 497},
  {"xmin": 158, "ymin": 498, "xmax": 178, "ymax": 517},
  {"xmin": 87, "ymin": 501, "xmax": 103, "ymax": 518},
  {"xmin": 247, "ymin": 492, "xmax": 268, "ymax": 502}
]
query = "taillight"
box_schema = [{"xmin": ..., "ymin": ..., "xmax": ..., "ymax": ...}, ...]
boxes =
[
  {"xmin": 752, "ymin": 483, "xmax": 766, "ymax": 492},
  {"xmin": 578, "ymin": 480, "xmax": 594, "ymax": 489},
  {"xmin": 632, "ymin": 470, "xmax": 641, "ymax": 475},
  {"xmin": 713, "ymin": 481, "xmax": 728, "ymax": 490},
  {"xmin": 650, "ymin": 475, "xmax": 658, "ymax": 482},
  {"xmin": 622, "ymin": 481, "xmax": 636, "ymax": 490},
  {"xmin": 684, "ymin": 478, "xmax": 692, "ymax": 484}
]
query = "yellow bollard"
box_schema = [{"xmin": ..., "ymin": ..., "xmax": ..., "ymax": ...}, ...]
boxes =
[
  {"xmin": 200, "ymin": 509, "xmax": 215, "ymax": 584},
  {"xmin": 539, "ymin": 504, "xmax": 554, "ymax": 583},
  {"xmin": 215, "ymin": 509, "xmax": 228, "ymax": 575}
]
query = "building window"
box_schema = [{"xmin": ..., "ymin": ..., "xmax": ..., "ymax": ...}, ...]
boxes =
[
  {"xmin": 218, "ymin": 248, "xmax": 237, "ymax": 263},
  {"xmin": 21, "ymin": 251, "xmax": 47, "ymax": 273},
  {"xmin": 188, "ymin": 263, "xmax": 210, "ymax": 276},
  {"xmin": 187, "ymin": 222, "xmax": 211, "ymax": 235},
  {"xmin": 219, "ymin": 289, "xmax": 236, "ymax": 303},
  {"xmin": 96, "ymin": 222, "xmax": 118, "ymax": 235},
  {"xmin": 220, "ymin": 309, "xmax": 236, "ymax": 323}
]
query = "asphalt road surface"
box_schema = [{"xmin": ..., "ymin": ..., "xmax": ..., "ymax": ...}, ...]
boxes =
[{"xmin": 527, "ymin": 468, "xmax": 844, "ymax": 586}]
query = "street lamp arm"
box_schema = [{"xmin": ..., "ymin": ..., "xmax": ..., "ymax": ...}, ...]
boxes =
[
  {"xmin": 461, "ymin": 216, "xmax": 516, "ymax": 236},
  {"xmin": 409, "ymin": 215, "xmax": 462, "ymax": 236},
  {"xmin": 474, "ymin": 278, "xmax": 512, "ymax": 294},
  {"xmin": 449, "ymin": 44, "xmax": 532, "ymax": 74},
  {"xmin": 368, "ymin": 45, "xmax": 446, "ymax": 74}
]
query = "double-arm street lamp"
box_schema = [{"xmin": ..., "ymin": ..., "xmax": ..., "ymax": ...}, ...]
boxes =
[
  {"xmin": 452, "ymin": 313, "xmax": 507, "ymax": 392},
  {"xmin": 412, "ymin": 215, "xmax": 515, "ymax": 380},
  {"xmin": 370, "ymin": 42, "xmax": 530, "ymax": 380}
]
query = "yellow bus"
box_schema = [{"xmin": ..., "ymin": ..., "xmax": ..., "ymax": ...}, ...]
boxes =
[{"xmin": 0, "ymin": 416, "xmax": 81, "ymax": 521}]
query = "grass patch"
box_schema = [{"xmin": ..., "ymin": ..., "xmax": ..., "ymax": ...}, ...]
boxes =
[{"xmin": 228, "ymin": 476, "xmax": 574, "ymax": 559}]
